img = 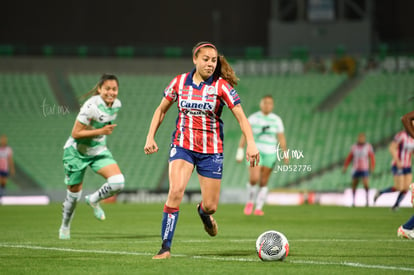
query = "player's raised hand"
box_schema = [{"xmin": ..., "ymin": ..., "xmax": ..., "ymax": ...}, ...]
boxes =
[
  {"xmin": 144, "ymin": 138, "xmax": 159, "ymax": 155},
  {"xmin": 100, "ymin": 124, "xmax": 117, "ymax": 135}
]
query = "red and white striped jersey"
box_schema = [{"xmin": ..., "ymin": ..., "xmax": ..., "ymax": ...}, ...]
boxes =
[
  {"xmin": 164, "ymin": 69, "xmax": 241, "ymax": 154},
  {"xmin": 344, "ymin": 143, "xmax": 375, "ymax": 171},
  {"xmin": 392, "ymin": 131, "xmax": 414, "ymax": 168},
  {"xmin": 0, "ymin": 146, "xmax": 12, "ymax": 172}
]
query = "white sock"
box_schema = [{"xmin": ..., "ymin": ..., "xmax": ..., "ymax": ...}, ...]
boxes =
[
  {"xmin": 89, "ymin": 174, "xmax": 125, "ymax": 203},
  {"xmin": 61, "ymin": 189, "xmax": 82, "ymax": 229},
  {"xmin": 247, "ymin": 183, "xmax": 258, "ymax": 203},
  {"xmin": 255, "ymin": 186, "xmax": 268, "ymax": 210}
]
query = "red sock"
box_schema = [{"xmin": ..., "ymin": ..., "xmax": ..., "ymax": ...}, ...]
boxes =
[{"xmin": 164, "ymin": 204, "xmax": 179, "ymax": 213}]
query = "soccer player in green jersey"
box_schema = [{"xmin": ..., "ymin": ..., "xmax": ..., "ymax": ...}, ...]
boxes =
[
  {"xmin": 236, "ymin": 95, "xmax": 288, "ymax": 216},
  {"xmin": 59, "ymin": 74, "xmax": 125, "ymax": 240}
]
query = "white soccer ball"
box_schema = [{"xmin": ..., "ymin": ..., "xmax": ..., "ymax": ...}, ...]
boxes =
[{"xmin": 256, "ymin": 230, "xmax": 289, "ymax": 261}]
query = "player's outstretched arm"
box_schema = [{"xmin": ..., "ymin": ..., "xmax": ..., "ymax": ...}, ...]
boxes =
[
  {"xmin": 402, "ymin": 110, "xmax": 414, "ymax": 138},
  {"xmin": 231, "ymin": 104, "xmax": 260, "ymax": 167},
  {"xmin": 369, "ymin": 151, "xmax": 376, "ymax": 172},
  {"xmin": 277, "ymin": 133, "xmax": 289, "ymax": 164},
  {"xmin": 389, "ymin": 141, "xmax": 402, "ymax": 168},
  {"xmin": 8, "ymin": 152, "xmax": 15, "ymax": 176},
  {"xmin": 71, "ymin": 120, "xmax": 117, "ymax": 139},
  {"xmin": 342, "ymin": 152, "xmax": 353, "ymax": 173},
  {"xmin": 144, "ymin": 98, "xmax": 173, "ymax": 155}
]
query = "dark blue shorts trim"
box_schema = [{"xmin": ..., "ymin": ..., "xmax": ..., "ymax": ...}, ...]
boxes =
[
  {"xmin": 391, "ymin": 166, "xmax": 412, "ymax": 176},
  {"xmin": 352, "ymin": 170, "xmax": 369, "ymax": 179},
  {"xmin": 169, "ymin": 145, "xmax": 223, "ymax": 179}
]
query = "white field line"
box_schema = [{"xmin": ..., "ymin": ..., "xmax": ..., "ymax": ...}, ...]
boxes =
[
  {"xmin": 1, "ymin": 243, "xmax": 413, "ymax": 272},
  {"xmin": 85, "ymin": 238, "xmax": 410, "ymax": 244},
  {"xmin": 85, "ymin": 238, "xmax": 408, "ymax": 243}
]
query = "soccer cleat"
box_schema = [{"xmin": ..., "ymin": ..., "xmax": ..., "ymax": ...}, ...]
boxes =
[
  {"xmin": 244, "ymin": 202, "xmax": 254, "ymax": 215},
  {"xmin": 153, "ymin": 241, "xmax": 171, "ymax": 259},
  {"xmin": 152, "ymin": 247, "xmax": 171, "ymax": 259},
  {"xmin": 85, "ymin": 195, "xmax": 106, "ymax": 221},
  {"xmin": 152, "ymin": 251, "xmax": 171, "ymax": 259},
  {"xmin": 397, "ymin": 225, "xmax": 414, "ymax": 239},
  {"xmin": 410, "ymin": 183, "xmax": 414, "ymax": 207},
  {"xmin": 254, "ymin": 209, "xmax": 264, "ymax": 216},
  {"xmin": 197, "ymin": 204, "xmax": 218, "ymax": 237},
  {"xmin": 59, "ymin": 227, "xmax": 70, "ymax": 240}
]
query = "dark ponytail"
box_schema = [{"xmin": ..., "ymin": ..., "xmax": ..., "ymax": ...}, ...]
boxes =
[{"xmin": 216, "ymin": 55, "xmax": 239, "ymax": 87}]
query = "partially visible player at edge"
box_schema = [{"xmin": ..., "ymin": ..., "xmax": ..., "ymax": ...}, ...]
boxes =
[
  {"xmin": 236, "ymin": 95, "xmax": 288, "ymax": 216},
  {"xmin": 397, "ymin": 110, "xmax": 414, "ymax": 239},
  {"xmin": 59, "ymin": 74, "xmax": 125, "ymax": 240},
  {"xmin": 0, "ymin": 134, "xmax": 15, "ymax": 201},
  {"xmin": 144, "ymin": 41, "xmax": 260, "ymax": 259},
  {"xmin": 373, "ymin": 129, "xmax": 414, "ymax": 210},
  {"xmin": 342, "ymin": 133, "xmax": 375, "ymax": 207}
]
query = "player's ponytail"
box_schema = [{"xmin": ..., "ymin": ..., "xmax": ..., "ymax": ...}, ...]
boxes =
[
  {"xmin": 193, "ymin": 41, "xmax": 239, "ymax": 87},
  {"xmin": 216, "ymin": 55, "xmax": 239, "ymax": 87},
  {"xmin": 80, "ymin": 73, "xmax": 119, "ymax": 101}
]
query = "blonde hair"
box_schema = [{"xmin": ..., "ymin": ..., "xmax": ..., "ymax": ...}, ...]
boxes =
[
  {"xmin": 80, "ymin": 73, "xmax": 119, "ymax": 101},
  {"xmin": 192, "ymin": 41, "xmax": 239, "ymax": 87}
]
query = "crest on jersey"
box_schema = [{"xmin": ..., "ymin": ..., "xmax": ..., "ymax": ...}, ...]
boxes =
[
  {"xmin": 206, "ymin": 86, "xmax": 216, "ymax": 95},
  {"xmin": 170, "ymin": 147, "xmax": 177, "ymax": 158}
]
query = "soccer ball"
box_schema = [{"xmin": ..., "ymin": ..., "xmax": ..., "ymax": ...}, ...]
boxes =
[{"xmin": 256, "ymin": 230, "xmax": 289, "ymax": 261}]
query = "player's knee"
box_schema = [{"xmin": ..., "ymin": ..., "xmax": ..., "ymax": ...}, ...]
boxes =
[
  {"xmin": 107, "ymin": 174, "xmax": 125, "ymax": 193},
  {"xmin": 169, "ymin": 184, "xmax": 186, "ymax": 198},
  {"xmin": 68, "ymin": 183, "xmax": 83, "ymax": 193}
]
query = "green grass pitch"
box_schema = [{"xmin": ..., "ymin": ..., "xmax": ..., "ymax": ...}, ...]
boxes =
[{"xmin": 0, "ymin": 203, "xmax": 413, "ymax": 274}]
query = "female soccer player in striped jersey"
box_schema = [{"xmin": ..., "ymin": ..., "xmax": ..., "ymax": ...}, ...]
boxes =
[
  {"xmin": 0, "ymin": 134, "xmax": 15, "ymax": 201},
  {"xmin": 59, "ymin": 74, "xmax": 125, "ymax": 240},
  {"xmin": 144, "ymin": 42, "xmax": 260, "ymax": 259},
  {"xmin": 374, "ymin": 129, "xmax": 414, "ymax": 210},
  {"xmin": 342, "ymin": 133, "xmax": 375, "ymax": 207},
  {"xmin": 236, "ymin": 95, "xmax": 288, "ymax": 216},
  {"xmin": 397, "ymin": 111, "xmax": 414, "ymax": 239}
]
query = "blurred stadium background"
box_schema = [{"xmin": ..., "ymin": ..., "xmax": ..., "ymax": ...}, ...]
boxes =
[{"xmin": 1, "ymin": 0, "xmax": 413, "ymax": 205}]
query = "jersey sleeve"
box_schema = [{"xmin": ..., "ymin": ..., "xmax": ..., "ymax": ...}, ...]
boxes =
[
  {"xmin": 219, "ymin": 80, "xmax": 241, "ymax": 109},
  {"xmin": 163, "ymin": 76, "xmax": 178, "ymax": 102},
  {"xmin": 247, "ymin": 113, "xmax": 254, "ymax": 124},
  {"xmin": 344, "ymin": 151, "xmax": 353, "ymax": 168},
  {"xmin": 76, "ymin": 101, "xmax": 98, "ymax": 125},
  {"xmin": 275, "ymin": 117, "xmax": 285, "ymax": 133},
  {"xmin": 368, "ymin": 144, "xmax": 374, "ymax": 154},
  {"xmin": 393, "ymin": 132, "xmax": 403, "ymax": 143}
]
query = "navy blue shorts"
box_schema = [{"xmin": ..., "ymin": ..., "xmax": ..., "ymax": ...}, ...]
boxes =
[
  {"xmin": 352, "ymin": 170, "xmax": 369, "ymax": 179},
  {"xmin": 169, "ymin": 145, "xmax": 223, "ymax": 179},
  {"xmin": 392, "ymin": 166, "xmax": 412, "ymax": 176},
  {"xmin": 0, "ymin": 170, "xmax": 9, "ymax": 177}
]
